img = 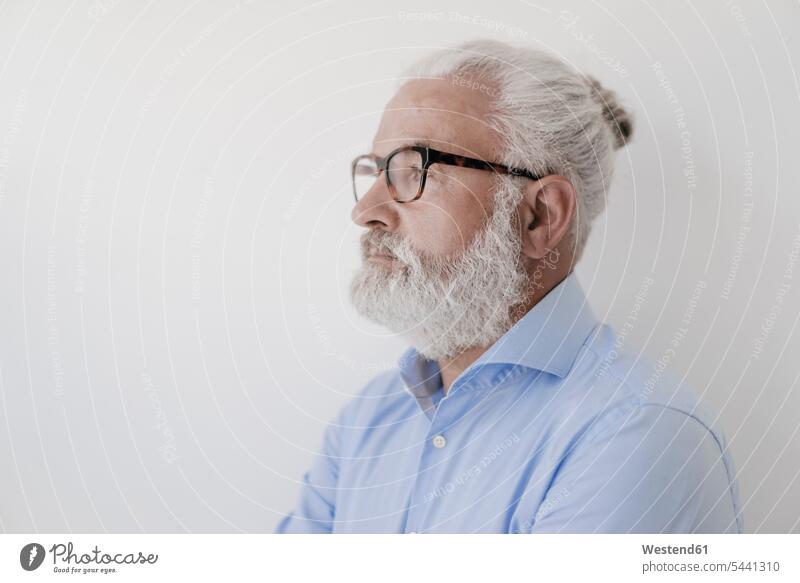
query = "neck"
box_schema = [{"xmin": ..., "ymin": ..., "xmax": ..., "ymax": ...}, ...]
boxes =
[
  {"xmin": 438, "ymin": 345, "xmax": 488, "ymax": 395},
  {"xmin": 437, "ymin": 296, "xmax": 537, "ymax": 395},
  {"xmin": 436, "ymin": 267, "xmax": 573, "ymax": 395}
]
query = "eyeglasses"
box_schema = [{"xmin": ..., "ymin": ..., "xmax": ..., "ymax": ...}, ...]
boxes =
[{"xmin": 351, "ymin": 144, "xmax": 544, "ymax": 203}]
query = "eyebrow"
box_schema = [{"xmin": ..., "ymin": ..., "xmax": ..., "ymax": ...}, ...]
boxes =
[{"xmin": 371, "ymin": 140, "xmax": 433, "ymax": 157}]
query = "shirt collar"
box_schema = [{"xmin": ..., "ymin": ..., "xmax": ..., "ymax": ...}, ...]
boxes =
[{"xmin": 397, "ymin": 271, "xmax": 599, "ymax": 398}]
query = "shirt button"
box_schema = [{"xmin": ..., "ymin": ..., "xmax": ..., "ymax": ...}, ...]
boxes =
[{"xmin": 432, "ymin": 434, "xmax": 447, "ymax": 449}]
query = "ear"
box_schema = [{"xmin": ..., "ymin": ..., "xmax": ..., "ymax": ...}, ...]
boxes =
[{"xmin": 518, "ymin": 175, "xmax": 576, "ymax": 260}]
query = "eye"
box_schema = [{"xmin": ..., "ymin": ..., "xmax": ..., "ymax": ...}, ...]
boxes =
[{"xmin": 423, "ymin": 165, "xmax": 444, "ymax": 181}]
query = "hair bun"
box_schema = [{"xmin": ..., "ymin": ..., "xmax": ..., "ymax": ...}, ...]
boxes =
[{"xmin": 585, "ymin": 75, "xmax": 633, "ymax": 149}]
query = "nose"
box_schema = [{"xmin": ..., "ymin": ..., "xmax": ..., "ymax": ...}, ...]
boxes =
[{"xmin": 351, "ymin": 174, "xmax": 400, "ymax": 231}]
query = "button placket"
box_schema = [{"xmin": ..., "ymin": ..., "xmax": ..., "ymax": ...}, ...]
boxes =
[
  {"xmin": 405, "ymin": 378, "xmax": 487, "ymax": 532},
  {"xmin": 403, "ymin": 403, "xmax": 455, "ymax": 532}
]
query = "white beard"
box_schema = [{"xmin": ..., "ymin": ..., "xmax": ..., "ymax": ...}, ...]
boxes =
[{"xmin": 349, "ymin": 177, "xmax": 530, "ymax": 361}]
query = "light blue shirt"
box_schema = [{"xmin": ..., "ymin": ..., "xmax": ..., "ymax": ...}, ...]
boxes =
[{"xmin": 277, "ymin": 273, "xmax": 742, "ymax": 533}]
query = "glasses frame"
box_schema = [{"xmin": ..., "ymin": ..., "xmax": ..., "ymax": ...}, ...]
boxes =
[{"xmin": 351, "ymin": 144, "xmax": 545, "ymax": 203}]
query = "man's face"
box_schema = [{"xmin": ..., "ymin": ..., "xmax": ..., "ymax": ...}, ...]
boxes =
[
  {"xmin": 350, "ymin": 77, "xmax": 504, "ymax": 259},
  {"xmin": 349, "ymin": 78, "xmax": 531, "ymax": 360}
]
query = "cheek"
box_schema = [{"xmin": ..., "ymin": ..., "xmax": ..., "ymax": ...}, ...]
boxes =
[{"xmin": 402, "ymin": 198, "xmax": 489, "ymax": 258}]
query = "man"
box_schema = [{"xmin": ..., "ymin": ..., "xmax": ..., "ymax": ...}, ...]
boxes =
[{"xmin": 277, "ymin": 39, "xmax": 742, "ymax": 533}]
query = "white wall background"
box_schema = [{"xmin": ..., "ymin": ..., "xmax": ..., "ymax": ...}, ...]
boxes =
[{"xmin": 0, "ymin": 0, "xmax": 798, "ymax": 533}]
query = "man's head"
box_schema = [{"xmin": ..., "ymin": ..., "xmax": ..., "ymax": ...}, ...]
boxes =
[{"xmin": 349, "ymin": 39, "xmax": 633, "ymax": 360}]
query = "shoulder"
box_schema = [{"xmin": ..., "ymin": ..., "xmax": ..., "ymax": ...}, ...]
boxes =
[
  {"xmin": 557, "ymin": 324, "xmax": 742, "ymax": 531},
  {"xmin": 558, "ymin": 320, "xmax": 738, "ymax": 480},
  {"xmin": 571, "ymin": 323, "xmax": 725, "ymax": 442}
]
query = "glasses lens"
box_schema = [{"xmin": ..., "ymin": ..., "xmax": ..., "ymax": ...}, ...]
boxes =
[
  {"xmin": 388, "ymin": 149, "xmax": 424, "ymax": 202},
  {"xmin": 352, "ymin": 156, "xmax": 379, "ymax": 201}
]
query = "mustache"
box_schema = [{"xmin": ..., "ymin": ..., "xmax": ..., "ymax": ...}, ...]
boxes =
[
  {"xmin": 359, "ymin": 230, "xmax": 456, "ymax": 275},
  {"xmin": 360, "ymin": 231, "xmax": 403, "ymax": 260}
]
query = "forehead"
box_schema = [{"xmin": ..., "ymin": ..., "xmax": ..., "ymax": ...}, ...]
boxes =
[{"xmin": 372, "ymin": 77, "xmax": 501, "ymax": 161}]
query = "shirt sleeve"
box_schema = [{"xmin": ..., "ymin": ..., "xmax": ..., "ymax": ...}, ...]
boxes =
[
  {"xmin": 529, "ymin": 403, "xmax": 741, "ymax": 533},
  {"xmin": 275, "ymin": 411, "xmax": 344, "ymax": 534}
]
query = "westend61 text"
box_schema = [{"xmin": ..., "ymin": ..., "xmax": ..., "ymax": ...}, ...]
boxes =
[{"xmin": 642, "ymin": 544, "xmax": 708, "ymax": 555}]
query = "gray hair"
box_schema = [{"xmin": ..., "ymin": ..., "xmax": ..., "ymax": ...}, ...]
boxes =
[{"xmin": 401, "ymin": 39, "xmax": 633, "ymax": 263}]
